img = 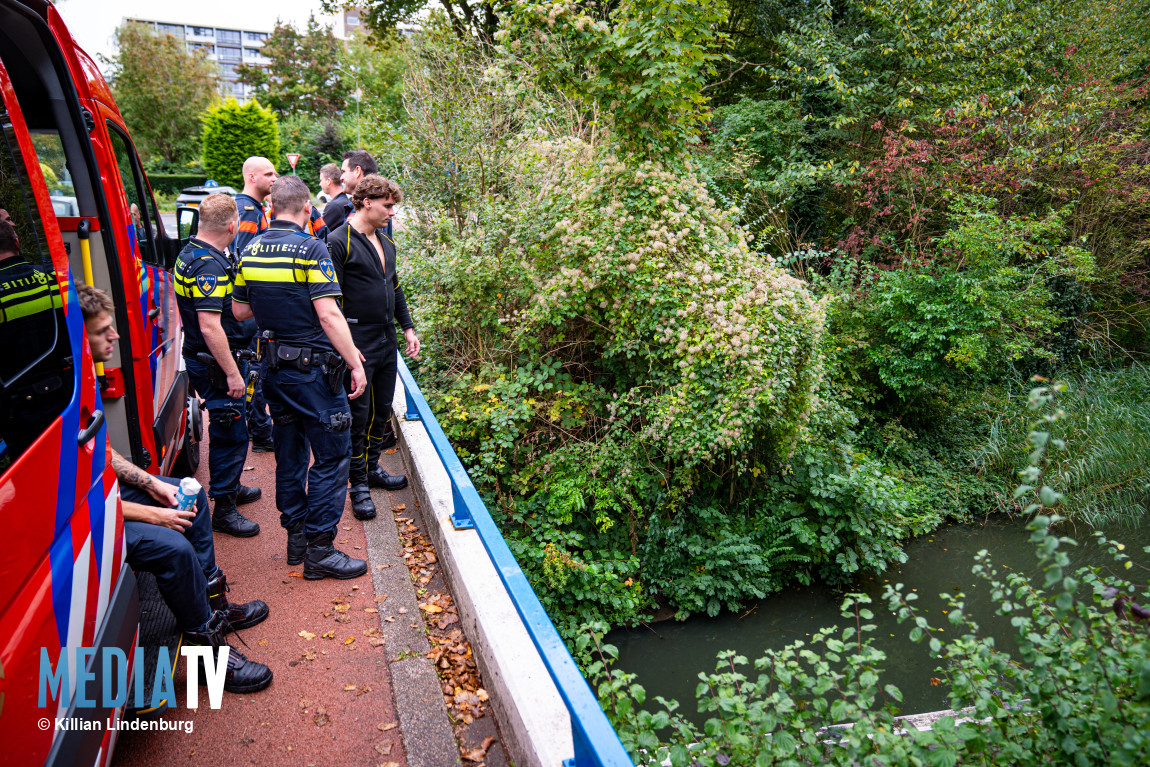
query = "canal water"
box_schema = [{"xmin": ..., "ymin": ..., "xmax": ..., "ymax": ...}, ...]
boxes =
[{"xmin": 609, "ymin": 514, "xmax": 1150, "ymax": 722}]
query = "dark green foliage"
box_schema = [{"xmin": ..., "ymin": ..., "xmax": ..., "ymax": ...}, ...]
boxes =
[
  {"xmin": 277, "ymin": 114, "xmax": 342, "ymax": 187},
  {"xmin": 641, "ymin": 504, "xmax": 811, "ymax": 618},
  {"xmin": 201, "ymin": 100, "xmax": 281, "ymax": 189}
]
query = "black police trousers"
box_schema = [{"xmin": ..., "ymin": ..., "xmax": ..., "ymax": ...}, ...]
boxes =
[
  {"xmin": 261, "ymin": 361, "xmax": 353, "ymax": 536},
  {"xmin": 348, "ymin": 325, "xmax": 397, "ymax": 489}
]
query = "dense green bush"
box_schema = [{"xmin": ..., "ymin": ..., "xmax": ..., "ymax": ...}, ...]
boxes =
[
  {"xmin": 380, "ymin": 0, "xmax": 1150, "ymax": 639},
  {"xmin": 201, "ymin": 99, "xmax": 281, "ymax": 189}
]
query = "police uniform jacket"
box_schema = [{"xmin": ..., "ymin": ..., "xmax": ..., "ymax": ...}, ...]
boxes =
[
  {"xmin": 233, "ymin": 220, "xmax": 342, "ymax": 350},
  {"xmin": 0, "ymin": 255, "xmax": 71, "ymax": 448},
  {"xmin": 233, "ymin": 193, "xmax": 268, "ymax": 256},
  {"xmin": 173, "ymin": 238, "xmax": 251, "ymax": 355},
  {"xmin": 321, "ymin": 192, "xmax": 353, "ymax": 232},
  {"xmin": 327, "ymin": 222, "xmax": 413, "ymax": 334},
  {"xmin": 270, "ymin": 200, "xmax": 329, "ymax": 242}
]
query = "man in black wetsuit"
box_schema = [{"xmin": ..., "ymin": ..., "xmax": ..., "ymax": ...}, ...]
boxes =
[{"xmin": 327, "ymin": 175, "xmax": 419, "ymax": 520}]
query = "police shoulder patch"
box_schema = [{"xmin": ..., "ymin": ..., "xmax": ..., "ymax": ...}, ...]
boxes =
[
  {"xmin": 318, "ymin": 258, "xmax": 336, "ymax": 282},
  {"xmin": 195, "ymin": 273, "xmax": 218, "ymax": 295}
]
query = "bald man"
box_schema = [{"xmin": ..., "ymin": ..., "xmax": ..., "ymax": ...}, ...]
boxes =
[{"xmin": 233, "ymin": 156, "xmax": 278, "ymax": 452}]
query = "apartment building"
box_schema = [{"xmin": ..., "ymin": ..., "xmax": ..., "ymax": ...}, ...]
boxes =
[{"xmin": 127, "ymin": 18, "xmax": 272, "ymax": 102}]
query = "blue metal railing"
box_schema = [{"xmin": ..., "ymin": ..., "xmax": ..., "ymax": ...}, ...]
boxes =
[{"xmin": 396, "ymin": 355, "xmax": 634, "ymax": 767}]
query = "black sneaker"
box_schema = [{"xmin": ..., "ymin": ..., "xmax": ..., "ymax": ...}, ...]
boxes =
[
  {"xmin": 182, "ymin": 611, "xmax": 272, "ymax": 694},
  {"xmin": 349, "ymin": 485, "xmax": 376, "ymax": 521},
  {"xmin": 303, "ymin": 531, "xmax": 368, "ymax": 580},
  {"xmin": 368, "ymin": 466, "xmax": 408, "ymax": 491},
  {"xmin": 206, "ymin": 572, "xmax": 269, "ymax": 632},
  {"xmin": 236, "ymin": 485, "xmax": 262, "ymax": 505}
]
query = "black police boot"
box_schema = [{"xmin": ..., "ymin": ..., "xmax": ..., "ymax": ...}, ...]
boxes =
[
  {"xmin": 303, "ymin": 531, "xmax": 368, "ymax": 580},
  {"xmin": 206, "ymin": 572, "xmax": 269, "ymax": 632},
  {"xmin": 349, "ymin": 485, "xmax": 376, "ymax": 521},
  {"xmin": 251, "ymin": 435, "xmax": 274, "ymax": 453},
  {"xmin": 286, "ymin": 523, "xmax": 306, "ymax": 566},
  {"xmin": 183, "ymin": 611, "xmax": 272, "ymax": 694},
  {"xmin": 236, "ymin": 485, "xmax": 262, "ymax": 505},
  {"xmin": 368, "ymin": 466, "xmax": 408, "ymax": 491},
  {"xmin": 212, "ymin": 494, "xmax": 260, "ymax": 538}
]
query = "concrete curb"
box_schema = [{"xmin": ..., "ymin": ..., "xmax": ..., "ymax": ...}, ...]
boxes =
[
  {"xmin": 363, "ymin": 483, "xmax": 461, "ymax": 767},
  {"xmin": 393, "ymin": 382, "xmax": 574, "ymax": 767}
]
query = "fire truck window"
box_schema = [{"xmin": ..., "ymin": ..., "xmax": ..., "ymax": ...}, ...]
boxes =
[
  {"xmin": 0, "ymin": 102, "xmax": 75, "ymax": 468},
  {"xmin": 29, "ymin": 133, "xmax": 78, "ymax": 218},
  {"xmin": 105, "ymin": 125, "xmax": 160, "ymax": 266}
]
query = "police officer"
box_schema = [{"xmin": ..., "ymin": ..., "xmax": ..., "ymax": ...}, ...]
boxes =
[
  {"xmin": 231, "ymin": 176, "xmax": 370, "ymax": 580},
  {"xmin": 0, "ymin": 218, "xmax": 71, "ymax": 459},
  {"xmin": 79, "ymin": 284, "xmax": 272, "ymax": 693},
  {"xmin": 234, "ymin": 156, "xmax": 278, "ymax": 452},
  {"xmin": 328, "ymin": 175, "xmax": 418, "ymax": 519},
  {"xmin": 174, "ymin": 193, "xmax": 261, "ymax": 537}
]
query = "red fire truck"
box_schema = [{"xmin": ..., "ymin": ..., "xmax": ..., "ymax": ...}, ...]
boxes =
[{"xmin": 0, "ymin": 1, "xmax": 199, "ymax": 763}]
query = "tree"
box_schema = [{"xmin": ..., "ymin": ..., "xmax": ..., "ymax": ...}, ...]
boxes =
[
  {"xmin": 236, "ymin": 14, "xmax": 347, "ymax": 118},
  {"xmin": 341, "ymin": 31, "xmax": 408, "ymax": 124},
  {"xmin": 201, "ymin": 100, "xmax": 281, "ymax": 188},
  {"xmin": 322, "ymin": 0, "xmax": 501, "ymax": 41},
  {"xmin": 104, "ymin": 22, "xmax": 219, "ymax": 166}
]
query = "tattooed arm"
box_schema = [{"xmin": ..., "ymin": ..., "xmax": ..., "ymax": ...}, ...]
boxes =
[{"xmin": 110, "ymin": 448, "xmax": 179, "ymax": 508}]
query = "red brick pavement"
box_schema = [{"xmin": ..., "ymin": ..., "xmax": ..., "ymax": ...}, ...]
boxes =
[{"xmin": 111, "ymin": 449, "xmax": 407, "ymax": 767}]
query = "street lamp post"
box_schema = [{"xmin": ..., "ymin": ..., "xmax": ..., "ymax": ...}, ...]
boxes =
[{"xmin": 335, "ymin": 65, "xmax": 362, "ymax": 149}]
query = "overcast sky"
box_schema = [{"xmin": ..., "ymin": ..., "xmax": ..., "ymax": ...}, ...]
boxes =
[{"xmin": 56, "ymin": 0, "xmax": 341, "ymax": 66}]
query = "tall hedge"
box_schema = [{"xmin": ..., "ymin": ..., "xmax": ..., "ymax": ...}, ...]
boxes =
[{"xmin": 201, "ymin": 99, "xmax": 280, "ymax": 189}]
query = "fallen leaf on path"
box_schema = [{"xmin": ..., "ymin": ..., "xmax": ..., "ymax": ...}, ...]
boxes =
[
  {"xmin": 288, "ymin": 571, "xmax": 303, "ymax": 578},
  {"xmin": 334, "ymin": 603, "xmax": 350, "ymax": 613},
  {"xmin": 365, "ymin": 607, "xmax": 379, "ymax": 613},
  {"xmin": 298, "ymin": 630, "xmax": 316, "ymax": 640},
  {"xmin": 258, "ymin": 638, "xmax": 269, "ymax": 647},
  {"xmin": 377, "ymin": 722, "xmax": 397, "ymax": 731},
  {"xmin": 322, "ymin": 630, "xmax": 335, "ymax": 639},
  {"xmin": 394, "ymin": 504, "xmax": 406, "ymax": 511},
  {"xmin": 375, "ymin": 594, "xmax": 388, "ymax": 602},
  {"xmin": 384, "ymin": 616, "xmax": 395, "ymax": 623},
  {"xmin": 344, "ymin": 684, "xmax": 357, "ymax": 691},
  {"xmin": 419, "ymin": 603, "xmax": 444, "ymax": 614},
  {"xmin": 397, "ymin": 607, "xmax": 408, "ymax": 614},
  {"xmin": 313, "ymin": 707, "xmax": 329, "ymax": 727},
  {"xmin": 368, "ymin": 638, "xmax": 385, "ymax": 647},
  {"xmin": 344, "ymin": 637, "xmax": 356, "ymax": 645},
  {"xmin": 375, "ymin": 741, "xmax": 393, "ymax": 755}
]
